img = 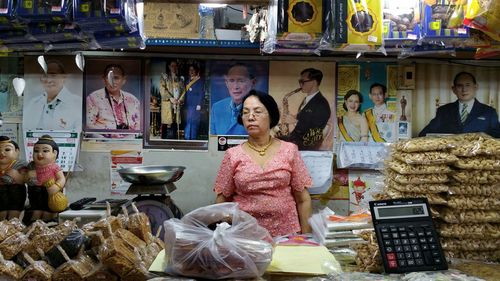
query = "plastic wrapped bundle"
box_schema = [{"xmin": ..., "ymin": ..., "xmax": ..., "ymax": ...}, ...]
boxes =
[
  {"xmin": 163, "ymin": 202, "xmax": 273, "ymax": 279},
  {"xmin": 0, "ymin": 252, "xmax": 23, "ymax": 280}
]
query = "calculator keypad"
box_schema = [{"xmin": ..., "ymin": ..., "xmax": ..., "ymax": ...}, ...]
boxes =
[{"xmin": 379, "ymin": 224, "xmax": 445, "ymax": 272}]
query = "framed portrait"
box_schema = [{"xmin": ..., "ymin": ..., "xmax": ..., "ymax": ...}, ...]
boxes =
[
  {"xmin": 336, "ymin": 62, "xmax": 399, "ymax": 144},
  {"xmin": 0, "ymin": 57, "xmax": 22, "ymax": 116},
  {"xmin": 83, "ymin": 57, "xmax": 143, "ymax": 140},
  {"xmin": 208, "ymin": 60, "xmax": 269, "ymax": 136},
  {"xmin": 269, "ymin": 61, "xmax": 336, "ymax": 151},
  {"xmin": 144, "ymin": 58, "xmax": 209, "ymax": 150},
  {"xmin": 23, "ymin": 55, "xmax": 83, "ymax": 132}
]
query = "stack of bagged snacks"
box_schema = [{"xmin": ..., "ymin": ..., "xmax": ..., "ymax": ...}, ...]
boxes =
[
  {"xmin": 440, "ymin": 134, "xmax": 500, "ymax": 262},
  {"xmin": 384, "ymin": 137, "xmax": 456, "ymax": 211}
]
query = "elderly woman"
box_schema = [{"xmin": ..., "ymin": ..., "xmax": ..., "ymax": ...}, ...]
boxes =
[{"xmin": 214, "ymin": 90, "xmax": 313, "ymax": 237}]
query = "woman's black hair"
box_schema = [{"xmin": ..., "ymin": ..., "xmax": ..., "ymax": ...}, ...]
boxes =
[
  {"xmin": 237, "ymin": 90, "xmax": 280, "ymax": 128},
  {"xmin": 0, "ymin": 136, "xmax": 19, "ymax": 150},
  {"xmin": 342, "ymin": 90, "xmax": 363, "ymax": 112},
  {"xmin": 35, "ymin": 134, "xmax": 59, "ymax": 159}
]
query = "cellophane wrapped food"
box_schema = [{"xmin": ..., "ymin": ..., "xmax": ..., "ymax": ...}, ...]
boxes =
[
  {"xmin": 386, "ymin": 179, "xmax": 449, "ymax": 194},
  {"xmin": 448, "ymin": 182, "xmax": 500, "ymax": 198},
  {"xmin": 0, "ymin": 252, "xmax": 23, "ymax": 280},
  {"xmin": 392, "ymin": 151, "xmax": 458, "ymax": 165},
  {"xmin": 163, "ymin": 202, "xmax": 274, "ymax": 280},
  {"xmin": 385, "ymin": 159, "xmax": 452, "ymax": 174},
  {"xmin": 392, "ymin": 136, "xmax": 456, "ymax": 152},
  {"xmin": 438, "ymin": 223, "xmax": 500, "ymax": 239}
]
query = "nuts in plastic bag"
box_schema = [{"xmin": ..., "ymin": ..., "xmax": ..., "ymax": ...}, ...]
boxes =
[
  {"xmin": 392, "ymin": 137, "xmax": 456, "ymax": 152},
  {"xmin": 441, "ymin": 208, "xmax": 500, "ymax": 224},
  {"xmin": 384, "ymin": 188, "xmax": 447, "ymax": 205},
  {"xmin": 386, "ymin": 170, "xmax": 448, "ymax": 184},
  {"xmin": 386, "ymin": 159, "xmax": 452, "ymax": 174},
  {"xmin": 386, "ymin": 179, "xmax": 448, "ymax": 194},
  {"xmin": 163, "ymin": 202, "xmax": 273, "ymax": 279},
  {"xmin": 451, "ymin": 170, "xmax": 500, "ymax": 184},
  {"xmin": 392, "ymin": 151, "xmax": 458, "ymax": 165},
  {"xmin": 448, "ymin": 182, "xmax": 500, "ymax": 198},
  {"xmin": 450, "ymin": 133, "xmax": 500, "ymax": 157},
  {"xmin": 454, "ymin": 156, "xmax": 500, "ymax": 170},
  {"xmin": 438, "ymin": 223, "xmax": 500, "ymax": 239},
  {"xmin": 447, "ymin": 195, "xmax": 500, "ymax": 210},
  {"xmin": 441, "ymin": 238, "xmax": 500, "ymax": 251}
]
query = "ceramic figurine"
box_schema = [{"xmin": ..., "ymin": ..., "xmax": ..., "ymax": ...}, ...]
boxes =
[
  {"xmin": 26, "ymin": 135, "xmax": 67, "ymax": 222},
  {"xmin": 0, "ymin": 136, "xmax": 27, "ymax": 220}
]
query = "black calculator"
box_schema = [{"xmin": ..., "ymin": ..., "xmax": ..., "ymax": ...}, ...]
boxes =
[{"xmin": 369, "ymin": 198, "xmax": 448, "ymax": 273}]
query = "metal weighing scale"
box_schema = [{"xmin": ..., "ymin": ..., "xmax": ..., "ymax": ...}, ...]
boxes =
[{"xmin": 118, "ymin": 165, "xmax": 186, "ymax": 237}]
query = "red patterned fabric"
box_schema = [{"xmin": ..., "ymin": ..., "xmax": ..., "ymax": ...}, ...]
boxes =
[
  {"xmin": 214, "ymin": 140, "xmax": 312, "ymax": 237},
  {"xmin": 35, "ymin": 162, "xmax": 61, "ymax": 186}
]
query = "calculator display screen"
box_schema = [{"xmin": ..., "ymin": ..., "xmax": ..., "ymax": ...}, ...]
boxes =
[{"xmin": 375, "ymin": 204, "xmax": 428, "ymax": 219}]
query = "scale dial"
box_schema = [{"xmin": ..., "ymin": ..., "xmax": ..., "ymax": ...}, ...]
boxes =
[{"xmin": 129, "ymin": 199, "xmax": 174, "ymax": 238}]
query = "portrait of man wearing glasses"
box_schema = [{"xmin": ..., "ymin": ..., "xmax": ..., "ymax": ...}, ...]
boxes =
[
  {"xmin": 279, "ymin": 68, "xmax": 331, "ymax": 150},
  {"xmin": 418, "ymin": 72, "xmax": 500, "ymax": 138},
  {"xmin": 23, "ymin": 59, "xmax": 82, "ymax": 131},
  {"xmin": 210, "ymin": 62, "xmax": 266, "ymax": 135},
  {"xmin": 363, "ymin": 82, "xmax": 396, "ymax": 142},
  {"xmin": 86, "ymin": 64, "xmax": 141, "ymax": 132}
]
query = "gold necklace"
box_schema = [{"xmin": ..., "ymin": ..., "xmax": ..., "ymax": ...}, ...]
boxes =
[
  {"xmin": 246, "ymin": 137, "xmax": 273, "ymax": 156},
  {"xmin": 0, "ymin": 160, "xmax": 16, "ymax": 176}
]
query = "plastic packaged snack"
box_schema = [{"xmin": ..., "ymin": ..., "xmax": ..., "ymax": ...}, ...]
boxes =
[
  {"xmin": 46, "ymin": 229, "xmax": 88, "ymax": 268},
  {"xmin": 438, "ymin": 223, "xmax": 500, "ymax": 239},
  {"xmin": 454, "ymin": 156, "xmax": 500, "ymax": 170},
  {"xmin": 464, "ymin": 0, "xmax": 500, "ymax": 41},
  {"xmin": 392, "ymin": 136, "xmax": 456, "ymax": 152},
  {"xmin": 451, "ymin": 170, "xmax": 500, "ymax": 184},
  {"xmin": 441, "ymin": 208, "xmax": 500, "ymax": 223},
  {"xmin": 164, "ymin": 202, "xmax": 273, "ymax": 279},
  {"xmin": 21, "ymin": 252, "xmax": 55, "ymax": 281},
  {"xmin": 0, "ymin": 252, "xmax": 23, "ymax": 280},
  {"xmin": 386, "ymin": 159, "xmax": 452, "ymax": 174},
  {"xmin": 448, "ymin": 182, "xmax": 500, "ymax": 198},
  {"xmin": 451, "ymin": 133, "xmax": 500, "ymax": 157},
  {"xmin": 441, "ymin": 238, "xmax": 500, "ymax": 251},
  {"xmin": 446, "ymin": 250, "xmax": 500, "ymax": 263},
  {"xmin": 51, "ymin": 246, "xmax": 95, "ymax": 281},
  {"xmin": 449, "ymin": 256, "xmax": 500, "ymax": 275},
  {"xmin": 352, "ymin": 231, "xmax": 383, "ymax": 273},
  {"xmin": 386, "ymin": 170, "xmax": 449, "ymax": 184},
  {"xmin": 386, "ymin": 179, "xmax": 449, "ymax": 194},
  {"xmin": 392, "ymin": 151, "xmax": 458, "ymax": 165},
  {"xmin": 0, "ymin": 231, "xmax": 30, "ymax": 259},
  {"xmin": 385, "ymin": 188, "xmax": 447, "ymax": 205},
  {"xmin": 127, "ymin": 203, "xmax": 152, "ymax": 244},
  {"xmin": 447, "ymin": 195, "xmax": 500, "ymax": 210},
  {"xmin": 99, "ymin": 236, "xmax": 141, "ymax": 278}
]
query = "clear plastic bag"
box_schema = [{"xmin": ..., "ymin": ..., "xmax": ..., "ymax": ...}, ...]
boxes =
[
  {"xmin": 447, "ymin": 195, "xmax": 500, "ymax": 210},
  {"xmin": 385, "ymin": 188, "xmax": 447, "ymax": 205},
  {"xmin": 464, "ymin": 0, "xmax": 500, "ymax": 41},
  {"xmin": 450, "ymin": 134, "xmax": 500, "ymax": 157},
  {"xmin": 392, "ymin": 151, "xmax": 458, "ymax": 165},
  {"xmin": 386, "ymin": 170, "xmax": 449, "ymax": 184},
  {"xmin": 451, "ymin": 170, "xmax": 500, "ymax": 184},
  {"xmin": 386, "ymin": 179, "xmax": 449, "ymax": 194},
  {"xmin": 438, "ymin": 223, "xmax": 500, "ymax": 239},
  {"xmin": 441, "ymin": 208, "xmax": 500, "ymax": 224},
  {"xmin": 393, "ymin": 136, "xmax": 456, "ymax": 152},
  {"xmin": 454, "ymin": 156, "xmax": 500, "ymax": 170},
  {"xmin": 448, "ymin": 182, "xmax": 500, "ymax": 198},
  {"xmin": 163, "ymin": 202, "xmax": 273, "ymax": 279},
  {"xmin": 386, "ymin": 159, "xmax": 452, "ymax": 174},
  {"xmin": 441, "ymin": 238, "xmax": 500, "ymax": 251}
]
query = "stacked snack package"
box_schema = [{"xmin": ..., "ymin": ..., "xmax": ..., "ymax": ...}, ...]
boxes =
[
  {"xmin": 309, "ymin": 207, "xmax": 373, "ymax": 248},
  {"xmin": 384, "ymin": 134, "xmax": 500, "ymax": 263},
  {"xmin": 440, "ymin": 133, "xmax": 500, "ymax": 262},
  {"xmin": 385, "ymin": 136, "xmax": 456, "ymax": 213}
]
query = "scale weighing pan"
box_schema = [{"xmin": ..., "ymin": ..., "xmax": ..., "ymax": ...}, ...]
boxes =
[{"xmin": 117, "ymin": 165, "xmax": 185, "ymax": 185}]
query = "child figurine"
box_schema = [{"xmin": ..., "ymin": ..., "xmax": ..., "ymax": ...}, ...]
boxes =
[
  {"xmin": 0, "ymin": 136, "xmax": 28, "ymax": 220},
  {"xmin": 26, "ymin": 135, "xmax": 66, "ymax": 222}
]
